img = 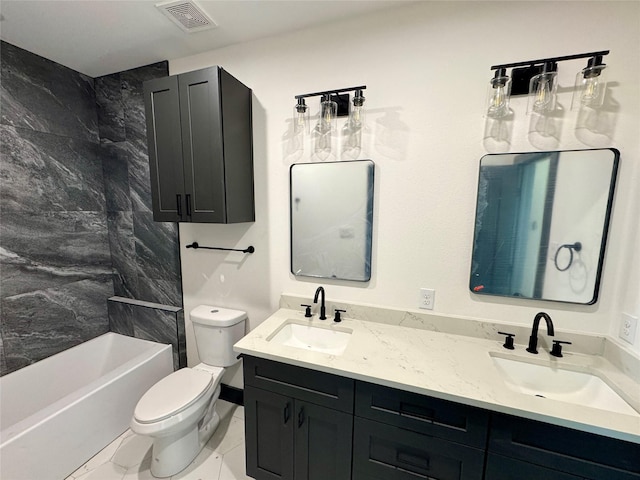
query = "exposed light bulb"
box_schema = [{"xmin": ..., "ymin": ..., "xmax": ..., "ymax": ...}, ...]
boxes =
[
  {"xmin": 317, "ymin": 95, "xmax": 337, "ymax": 134},
  {"xmin": 293, "ymin": 98, "xmax": 309, "ymax": 134},
  {"xmin": 528, "ymin": 63, "xmax": 557, "ymax": 115},
  {"xmin": 572, "ymin": 56, "xmax": 607, "ymax": 110},
  {"xmin": 350, "ymin": 89, "xmax": 366, "ymax": 127},
  {"xmin": 486, "ymin": 69, "xmax": 511, "ymax": 119},
  {"xmin": 534, "ymin": 77, "xmax": 552, "ymax": 111}
]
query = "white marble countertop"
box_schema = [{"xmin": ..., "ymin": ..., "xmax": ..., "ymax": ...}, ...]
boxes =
[{"xmin": 234, "ymin": 308, "xmax": 640, "ymax": 444}]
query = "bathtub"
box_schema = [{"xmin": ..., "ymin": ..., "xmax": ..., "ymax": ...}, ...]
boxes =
[{"xmin": 0, "ymin": 332, "xmax": 173, "ymax": 480}]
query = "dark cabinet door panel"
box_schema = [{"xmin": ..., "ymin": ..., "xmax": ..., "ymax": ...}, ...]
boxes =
[
  {"xmin": 178, "ymin": 67, "xmax": 226, "ymax": 222},
  {"xmin": 143, "ymin": 75, "xmax": 185, "ymax": 222},
  {"xmin": 353, "ymin": 417, "xmax": 484, "ymax": 480},
  {"xmin": 245, "ymin": 386, "xmax": 294, "ymax": 480},
  {"xmin": 294, "ymin": 401, "xmax": 353, "ymax": 480}
]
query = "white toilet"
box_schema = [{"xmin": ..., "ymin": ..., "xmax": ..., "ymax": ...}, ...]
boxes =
[{"xmin": 130, "ymin": 305, "xmax": 246, "ymax": 478}]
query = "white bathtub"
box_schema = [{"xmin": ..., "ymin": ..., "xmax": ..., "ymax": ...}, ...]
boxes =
[{"xmin": 0, "ymin": 332, "xmax": 173, "ymax": 480}]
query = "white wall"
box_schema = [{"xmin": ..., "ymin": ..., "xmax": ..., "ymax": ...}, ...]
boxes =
[{"xmin": 172, "ymin": 1, "xmax": 640, "ymax": 370}]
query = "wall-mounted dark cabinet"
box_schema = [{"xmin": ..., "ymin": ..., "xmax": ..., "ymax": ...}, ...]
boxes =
[{"xmin": 143, "ymin": 66, "xmax": 254, "ymax": 223}]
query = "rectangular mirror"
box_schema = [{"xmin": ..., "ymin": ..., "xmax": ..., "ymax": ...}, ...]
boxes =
[
  {"xmin": 290, "ymin": 160, "xmax": 374, "ymax": 282},
  {"xmin": 470, "ymin": 148, "xmax": 619, "ymax": 304}
]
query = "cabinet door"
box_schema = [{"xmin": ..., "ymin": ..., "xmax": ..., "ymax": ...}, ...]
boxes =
[
  {"xmin": 294, "ymin": 401, "xmax": 353, "ymax": 480},
  {"xmin": 143, "ymin": 75, "xmax": 185, "ymax": 222},
  {"xmin": 244, "ymin": 386, "xmax": 294, "ymax": 480},
  {"xmin": 178, "ymin": 67, "xmax": 226, "ymax": 223}
]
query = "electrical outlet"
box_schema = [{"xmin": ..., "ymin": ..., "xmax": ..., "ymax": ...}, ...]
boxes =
[
  {"xmin": 419, "ymin": 288, "xmax": 435, "ymax": 310},
  {"xmin": 619, "ymin": 313, "xmax": 638, "ymax": 345}
]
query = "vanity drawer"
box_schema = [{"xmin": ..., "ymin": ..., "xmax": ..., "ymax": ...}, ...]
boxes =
[
  {"xmin": 355, "ymin": 381, "xmax": 489, "ymax": 447},
  {"xmin": 243, "ymin": 356, "xmax": 354, "ymax": 413},
  {"xmin": 490, "ymin": 413, "xmax": 640, "ymax": 480},
  {"xmin": 353, "ymin": 417, "xmax": 485, "ymax": 480}
]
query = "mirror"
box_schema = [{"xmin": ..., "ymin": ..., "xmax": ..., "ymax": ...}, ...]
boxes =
[
  {"xmin": 291, "ymin": 160, "xmax": 374, "ymax": 282},
  {"xmin": 470, "ymin": 148, "xmax": 619, "ymax": 304}
]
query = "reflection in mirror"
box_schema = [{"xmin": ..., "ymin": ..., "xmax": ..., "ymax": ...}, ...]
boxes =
[
  {"xmin": 470, "ymin": 149, "xmax": 619, "ymax": 304},
  {"xmin": 291, "ymin": 160, "xmax": 374, "ymax": 282}
]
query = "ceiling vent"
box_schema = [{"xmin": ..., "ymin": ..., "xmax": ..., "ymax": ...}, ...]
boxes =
[{"xmin": 156, "ymin": 0, "xmax": 217, "ymax": 33}]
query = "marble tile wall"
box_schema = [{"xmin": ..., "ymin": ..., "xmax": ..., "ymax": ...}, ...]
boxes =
[
  {"xmin": 95, "ymin": 62, "xmax": 183, "ymax": 308},
  {"xmin": 96, "ymin": 62, "xmax": 185, "ymax": 365},
  {"xmin": 0, "ymin": 41, "xmax": 112, "ymax": 374},
  {"xmin": 1, "ymin": 42, "xmax": 183, "ymax": 376}
]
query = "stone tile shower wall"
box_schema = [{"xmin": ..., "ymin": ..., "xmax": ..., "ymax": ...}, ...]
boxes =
[
  {"xmin": 95, "ymin": 62, "xmax": 183, "ymax": 307},
  {"xmin": 0, "ymin": 42, "xmax": 184, "ymax": 375},
  {"xmin": 95, "ymin": 63, "xmax": 185, "ymax": 369},
  {"xmin": 0, "ymin": 41, "xmax": 112, "ymax": 374}
]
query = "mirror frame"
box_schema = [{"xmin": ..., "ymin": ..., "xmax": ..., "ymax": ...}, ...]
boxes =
[
  {"xmin": 469, "ymin": 148, "xmax": 619, "ymax": 305},
  {"xmin": 290, "ymin": 159, "xmax": 375, "ymax": 282}
]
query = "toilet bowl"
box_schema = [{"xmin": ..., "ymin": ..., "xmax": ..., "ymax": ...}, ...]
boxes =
[{"xmin": 130, "ymin": 306, "xmax": 247, "ymax": 478}]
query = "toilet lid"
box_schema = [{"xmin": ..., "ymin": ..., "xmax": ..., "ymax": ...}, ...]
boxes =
[{"xmin": 134, "ymin": 368, "xmax": 213, "ymax": 423}]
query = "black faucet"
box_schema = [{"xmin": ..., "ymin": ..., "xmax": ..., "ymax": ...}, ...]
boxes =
[
  {"xmin": 526, "ymin": 312, "xmax": 555, "ymax": 354},
  {"xmin": 313, "ymin": 286, "xmax": 327, "ymax": 320}
]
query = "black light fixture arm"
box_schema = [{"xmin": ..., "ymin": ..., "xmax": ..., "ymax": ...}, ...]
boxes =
[
  {"xmin": 295, "ymin": 85, "xmax": 367, "ymax": 101},
  {"xmin": 491, "ymin": 50, "xmax": 609, "ymax": 71},
  {"xmin": 186, "ymin": 242, "xmax": 255, "ymax": 254}
]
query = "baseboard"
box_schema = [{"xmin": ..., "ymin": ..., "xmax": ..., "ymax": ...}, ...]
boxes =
[{"xmin": 220, "ymin": 384, "xmax": 244, "ymax": 406}]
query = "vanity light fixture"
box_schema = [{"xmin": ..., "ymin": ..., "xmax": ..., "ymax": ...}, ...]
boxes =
[
  {"xmin": 488, "ymin": 50, "xmax": 609, "ymax": 116},
  {"xmin": 486, "ymin": 68, "xmax": 512, "ymax": 118},
  {"xmin": 294, "ymin": 85, "xmax": 367, "ymax": 128},
  {"xmin": 571, "ymin": 55, "xmax": 608, "ymax": 110}
]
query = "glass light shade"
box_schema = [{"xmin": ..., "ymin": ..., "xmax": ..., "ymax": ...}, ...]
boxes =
[
  {"xmin": 293, "ymin": 99, "xmax": 309, "ymax": 134},
  {"xmin": 317, "ymin": 95, "xmax": 337, "ymax": 134},
  {"xmin": 571, "ymin": 60, "xmax": 607, "ymax": 110},
  {"xmin": 528, "ymin": 64, "xmax": 558, "ymax": 115},
  {"xmin": 486, "ymin": 70, "xmax": 512, "ymax": 118},
  {"xmin": 350, "ymin": 90, "xmax": 366, "ymax": 127}
]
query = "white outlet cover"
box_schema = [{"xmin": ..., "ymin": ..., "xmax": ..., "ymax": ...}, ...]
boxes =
[{"xmin": 619, "ymin": 312, "xmax": 638, "ymax": 345}]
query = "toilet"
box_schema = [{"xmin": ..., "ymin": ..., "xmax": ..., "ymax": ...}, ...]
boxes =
[{"xmin": 130, "ymin": 305, "xmax": 246, "ymax": 478}]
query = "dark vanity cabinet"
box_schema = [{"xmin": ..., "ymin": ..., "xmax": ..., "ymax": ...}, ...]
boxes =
[
  {"xmin": 242, "ymin": 356, "xmax": 640, "ymax": 480},
  {"xmin": 487, "ymin": 414, "xmax": 640, "ymax": 480},
  {"xmin": 143, "ymin": 66, "xmax": 254, "ymax": 223},
  {"xmin": 353, "ymin": 382, "xmax": 488, "ymax": 480},
  {"xmin": 243, "ymin": 356, "xmax": 354, "ymax": 480}
]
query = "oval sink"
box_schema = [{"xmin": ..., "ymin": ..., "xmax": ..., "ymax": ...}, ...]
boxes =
[
  {"xmin": 268, "ymin": 320, "xmax": 352, "ymax": 355},
  {"xmin": 490, "ymin": 354, "xmax": 638, "ymax": 417}
]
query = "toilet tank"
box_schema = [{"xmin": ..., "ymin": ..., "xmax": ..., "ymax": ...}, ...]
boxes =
[{"xmin": 190, "ymin": 305, "xmax": 247, "ymax": 367}]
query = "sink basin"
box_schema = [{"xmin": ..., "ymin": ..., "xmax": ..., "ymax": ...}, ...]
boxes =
[
  {"xmin": 490, "ymin": 354, "xmax": 638, "ymax": 416},
  {"xmin": 267, "ymin": 320, "xmax": 352, "ymax": 355}
]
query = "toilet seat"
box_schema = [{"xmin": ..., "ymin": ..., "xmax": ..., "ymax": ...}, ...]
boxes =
[{"xmin": 134, "ymin": 368, "xmax": 214, "ymax": 424}]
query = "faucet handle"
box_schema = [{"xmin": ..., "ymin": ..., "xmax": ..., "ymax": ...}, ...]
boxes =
[
  {"xmin": 498, "ymin": 332, "xmax": 515, "ymax": 350},
  {"xmin": 300, "ymin": 304, "xmax": 312, "ymax": 318},
  {"xmin": 550, "ymin": 340, "xmax": 572, "ymax": 358},
  {"xmin": 333, "ymin": 309, "xmax": 346, "ymax": 323}
]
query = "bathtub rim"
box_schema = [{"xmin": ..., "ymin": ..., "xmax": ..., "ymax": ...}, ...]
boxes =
[{"xmin": 0, "ymin": 332, "xmax": 172, "ymax": 446}]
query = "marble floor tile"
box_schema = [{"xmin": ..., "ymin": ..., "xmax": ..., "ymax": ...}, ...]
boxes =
[
  {"xmin": 69, "ymin": 400, "xmax": 250, "ymax": 480},
  {"xmin": 218, "ymin": 444, "xmax": 252, "ymax": 480}
]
